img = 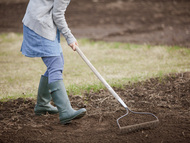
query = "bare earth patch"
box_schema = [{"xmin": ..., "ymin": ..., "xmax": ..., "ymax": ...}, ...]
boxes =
[{"xmin": 0, "ymin": 72, "xmax": 189, "ymax": 143}]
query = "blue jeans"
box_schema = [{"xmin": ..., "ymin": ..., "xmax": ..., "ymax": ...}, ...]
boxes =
[{"xmin": 42, "ymin": 53, "xmax": 64, "ymax": 84}]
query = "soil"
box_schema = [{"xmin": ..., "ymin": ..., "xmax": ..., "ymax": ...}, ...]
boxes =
[
  {"xmin": 0, "ymin": 0, "xmax": 190, "ymax": 47},
  {"xmin": 0, "ymin": 72, "xmax": 190, "ymax": 143}
]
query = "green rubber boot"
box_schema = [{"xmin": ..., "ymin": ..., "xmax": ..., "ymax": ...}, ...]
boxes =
[
  {"xmin": 48, "ymin": 80, "xmax": 86, "ymax": 124},
  {"xmin": 34, "ymin": 75, "xmax": 58, "ymax": 115}
]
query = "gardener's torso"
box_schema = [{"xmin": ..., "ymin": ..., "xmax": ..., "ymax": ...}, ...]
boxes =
[{"xmin": 23, "ymin": 0, "xmax": 71, "ymax": 41}]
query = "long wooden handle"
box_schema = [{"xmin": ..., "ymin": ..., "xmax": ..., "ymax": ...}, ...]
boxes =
[{"xmin": 75, "ymin": 46, "xmax": 127, "ymax": 109}]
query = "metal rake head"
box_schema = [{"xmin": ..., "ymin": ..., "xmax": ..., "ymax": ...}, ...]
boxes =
[{"xmin": 117, "ymin": 108, "xmax": 159, "ymax": 133}]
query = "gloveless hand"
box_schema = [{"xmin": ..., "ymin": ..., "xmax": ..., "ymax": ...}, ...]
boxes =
[{"xmin": 69, "ymin": 41, "xmax": 78, "ymax": 51}]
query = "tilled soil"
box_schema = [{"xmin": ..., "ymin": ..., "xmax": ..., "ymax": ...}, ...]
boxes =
[
  {"xmin": 0, "ymin": 0, "xmax": 190, "ymax": 47},
  {"xmin": 0, "ymin": 72, "xmax": 190, "ymax": 143}
]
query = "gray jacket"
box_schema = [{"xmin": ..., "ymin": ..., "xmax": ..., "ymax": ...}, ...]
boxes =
[{"xmin": 22, "ymin": 0, "xmax": 76, "ymax": 45}]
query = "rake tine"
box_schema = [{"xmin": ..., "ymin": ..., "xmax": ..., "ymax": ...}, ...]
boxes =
[
  {"xmin": 120, "ymin": 120, "xmax": 159, "ymax": 133},
  {"xmin": 117, "ymin": 108, "xmax": 159, "ymax": 133}
]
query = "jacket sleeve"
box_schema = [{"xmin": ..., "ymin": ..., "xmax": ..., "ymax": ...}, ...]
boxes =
[{"xmin": 53, "ymin": 0, "xmax": 76, "ymax": 45}]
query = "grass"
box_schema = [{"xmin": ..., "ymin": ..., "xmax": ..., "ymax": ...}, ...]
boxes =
[{"xmin": 0, "ymin": 33, "xmax": 190, "ymax": 101}]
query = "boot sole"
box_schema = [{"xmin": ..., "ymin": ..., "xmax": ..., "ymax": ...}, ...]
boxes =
[
  {"xmin": 35, "ymin": 111, "xmax": 47, "ymax": 116},
  {"xmin": 35, "ymin": 111, "xmax": 58, "ymax": 116},
  {"xmin": 60, "ymin": 110, "xmax": 86, "ymax": 125}
]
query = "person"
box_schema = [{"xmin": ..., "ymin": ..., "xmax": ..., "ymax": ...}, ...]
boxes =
[{"xmin": 20, "ymin": 0, "xmax": 86, "ymax": 124}]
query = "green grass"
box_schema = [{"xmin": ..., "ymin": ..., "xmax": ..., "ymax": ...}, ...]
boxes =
[{"xmin": 0, "ymin": 33, "xmax": 190, "ymax": 101}]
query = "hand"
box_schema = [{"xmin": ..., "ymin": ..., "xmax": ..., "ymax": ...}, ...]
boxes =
[{"xmin": 69, "ymin": 41, "xmax": 78, "ymax": 51}]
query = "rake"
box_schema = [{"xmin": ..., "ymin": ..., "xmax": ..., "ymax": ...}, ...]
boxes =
[{"xmin": 75, "ymin": 46, "xmax": 159, "ymax": 133}]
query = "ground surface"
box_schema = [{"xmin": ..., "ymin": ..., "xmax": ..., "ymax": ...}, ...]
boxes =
[
  {"xmin": 0, "ymin": 0, "xmax": 190, "ymax": 47},
  {"xmin": 0, "ymin": 72, "xmax": 190, "ymax": 143}
]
